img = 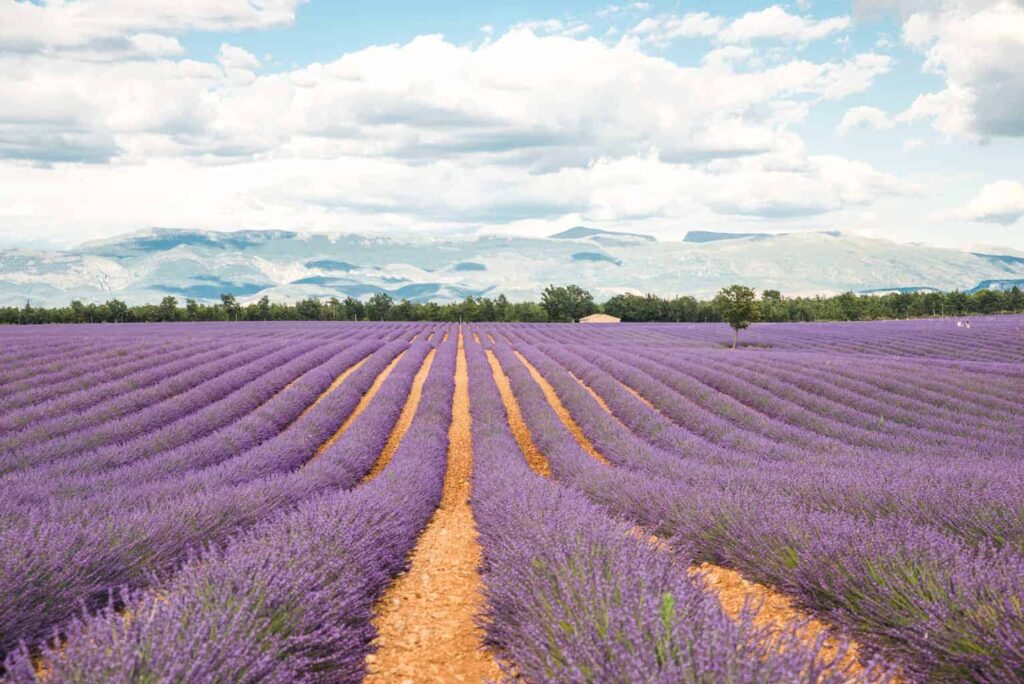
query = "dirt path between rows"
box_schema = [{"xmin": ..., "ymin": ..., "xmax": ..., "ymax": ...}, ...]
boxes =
[
  {"xmin": 366, "ymin": 331, "xmax": 502, "ymax": 684},
  {"xmin": 362, "ymin": 348, "xmax": 437, "ymax": 483},
  {"xmin": 497, "ymin": 347, "xmax": 872, "ymax": 680},
  {"xmin": 295, "ymin": 354, "xmax": 372, "ymax": 422},
  {"xmin": 485, "ymin": 350, "xmax": 550, "ymax": 477},
  {"xmin": 512, "ymin": 351, "xmax": 609, "ymax": 466},
  {"xmin": 306, "ymin": 351, "xmax": 406, "ymax": 464}
]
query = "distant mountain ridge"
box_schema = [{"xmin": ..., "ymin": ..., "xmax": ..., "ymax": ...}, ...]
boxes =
[{"xmin": 1, "ymin": 227, "xmax": 1022, "ymax": 307}]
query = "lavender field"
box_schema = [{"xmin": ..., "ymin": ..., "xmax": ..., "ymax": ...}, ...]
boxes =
[{"xmin": 0, "ymin": 317, "xmax": 1022, "ymax": 683}]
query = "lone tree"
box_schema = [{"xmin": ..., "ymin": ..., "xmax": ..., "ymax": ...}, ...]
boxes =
[
  {"xmin": 540, "ymin": 284, "xmax": 596, "ymax": 322},
  {"xmin": 714, "ymin": 284, "xmax": 761, "ymax": 349}
]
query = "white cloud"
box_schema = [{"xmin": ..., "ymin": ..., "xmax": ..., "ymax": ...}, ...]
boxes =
[
  {"xmin": 628, "ymin": 13, "xmax": 724, "ymax": 44},
  {"xmin": 510, "ymin": 19, "xmax": 591, "ymax": 37},
  {"xmin": 837, "ymin": 105, "xmax": 894, "ymax": 135},
  {"xmin": 218, "ymin": 44, "xmax": 261, "ymax": 70},
  {"xmin": 598, "ymin": 3, "xmax": 652, "ymax": 19},
  {"xmin": 127, "ymin": 33, "xmax": 185, "ymax": 58},
  {"xmin": 878, "ymin": 0, "xmax": 1024, "ymax": 138},
  {"xmin": 952, "ymin": 180, "xmax": 1024, "ymax": 225},
  {"xmin": 0, "ymin": 0, "xmax": 304, "ymax": 54},
  {"xmin": 630, "ymin": 6, "xmax": 850, "ymax": 45},
  {"xmin": 0, "ymin": 17, "xmax": 902, "ymax": 240},
  {"xmin": 719, "ymin": 5, "xmax": 851, "ymax": 43}
]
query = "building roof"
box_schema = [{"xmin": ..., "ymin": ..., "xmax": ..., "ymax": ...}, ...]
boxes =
[{"xmin": 579, "ymin": 313, "xmax": 621, "ymax": 323}]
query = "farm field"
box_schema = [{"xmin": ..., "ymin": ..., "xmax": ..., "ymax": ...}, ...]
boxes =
[{"xmin": 0, "ymin": 317, "xmax": 1022, "ymax": 683}]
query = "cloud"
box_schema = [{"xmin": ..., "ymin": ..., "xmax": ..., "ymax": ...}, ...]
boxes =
[
  {"xmin": 952, "ymin": 180, "xmax": 1024, "ymax": 225},
  {"xmin": 597, "ymin": 3, "xmax": 651, "ymax": 19},
  {"xmin": 628, "ymin": 13, "xmax": 724, "ymax": 44},
  {"xmin": 705, "ymin": 154, "xmax": 916, "ymax": 218},
  {"xmin": 837, "ymin": 105, "xmax": 894, "ymax": 135},
  {"xmin": 719, "ymin": 5, "xmax": 851, "ymax": 43},
  {"xmin": 629, "ymin": 6, "xmax": 849, "ymax": 45},
  {"xmin": 510, "ymin": 19, "xmax": 591, "ymax": 37},
  {"xmin": 0, "ymin": 0, "xmax": 304, "ymax": 54},
  {"xmin": 218, "ymin": 44, "xmax": 261, "ymax": 71},
  {"xmin": 875, "ymin": 0, "xmax": 1024, "ymax": 138},
  {"xmin": 0, "ymin": 19, "xmax": 902, "ymax": 238}
]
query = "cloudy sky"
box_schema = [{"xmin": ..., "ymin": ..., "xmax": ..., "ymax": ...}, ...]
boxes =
[{"xmin": 1, "ymin": 0, "xmax": 1023, "ymax": 250}]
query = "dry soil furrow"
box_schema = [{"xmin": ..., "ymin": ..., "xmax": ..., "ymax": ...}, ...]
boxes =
[
  {"xmin": 512, "ymin": 350, "xmax": 609, "ymax": 465},
  {"xmin": 365, "ymin": 332, "xmax": 502, "ymax": 684},
  {"xmin": 484, "ymin": 349, "xmax": 551, "ymax": 477},
  {"xmin": 295, "ymin": 353, "xmax": 373, "ymax": 422},
  {"xmin": 307, "ymin": 351, "xmax": 406, "ymax": 464},
  {"xmin": 495, "ymin": 350, "xmax": 872, "ymax": 679},
  {"xmin": 537, "ymin": 354, "xmax": 872, "ymax": 678},
  {"xmin": 361, "ymin": 348, "xmax": 437, "ymax": 483}
]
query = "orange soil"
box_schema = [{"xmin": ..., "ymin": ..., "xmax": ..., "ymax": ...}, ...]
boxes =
[
  {"xmin": 511, "ymin": 351, "xmax": 608, "ymax": 466},
  {"xmin": 361, "ymin": 348, "xmax": 436, "ymax": 483},
  {"xmin": 295, "ymin": 354, "xmax": 372, "ymax": 422},
  {"xmin": 306, "ymin": 351, "xmax": 406, "ymax": 464},
  {"xmin": 691, "ymin": 563, "xmax": 870, "ymax": 678},
  {"xmin": 568, "ymin": 370, "xmax": 613, "ymax": 413},
  {"xmin": 365, "ymin": 331, "xmax": 502, "ymax": 683},
  {"xmin": 472, "ymin": 332, "xmax": 482, "ymax": 345},
  {"xmin": 485, "ymin": 333, "xmax": 496, "ymax": 344},
  {"xmin": 619, "ymin": 378, "xmax": 657, "ymax": 411},
  {"xmin": 484, "ymin": 349, "xmax": 551, "ymax": 477},
  {"xmin": 564, "ymin": 364, "xmax": 874, "ymax": 678}
]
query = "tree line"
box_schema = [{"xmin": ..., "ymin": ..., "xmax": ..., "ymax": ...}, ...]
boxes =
[{"xmin": 1, "ymin": 285, "xmax": 1021, "ymax": 325}]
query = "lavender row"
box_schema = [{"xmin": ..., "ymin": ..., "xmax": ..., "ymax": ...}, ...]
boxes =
[
  {"xmin": 0, "ymin": 340, "xmax": 431, "ymax": 657},
  {"xmin": 0, "ymin": 339, "xmax": 272, "ymax": 445},
  {"xmin": 0, "ymin": 339, "xmax": 199, "ymax": 411},
  {"xmin": 489, "ymin": 340, "xmax": 1024, "ymax": 681},
  {"xmin": 519, "ymin": 342, "xmax": 1024, "ymax": 554},
  {"xmin": 3, "ymin": 335, "xmax": 458, "ymax": 683},
  {"xmin": 670, "ymin": 349, "xmax": 1022, "ymax": 449},
  {"xmin": 619, "ymin": 347, "xmax": 1020, "ymax": 456},
  {"xmin": 0, "ymin": 340, "xmax": 381, "ymax": 512},
  {"xmin": 464, "ymin": 335, "xmax": 873, "ymax": 683},
  {"xmin": 0, "ymin": 341, "xmax": 307, "ymax": 474},
  {"xmin": 0, "ymin": 340, "xmax": 235, "ymax": 435}
]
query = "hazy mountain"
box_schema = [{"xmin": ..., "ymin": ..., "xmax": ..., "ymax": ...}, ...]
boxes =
[{"xmin": 1, "ymin": 227, "xmax": 1022, "ymax": 307}]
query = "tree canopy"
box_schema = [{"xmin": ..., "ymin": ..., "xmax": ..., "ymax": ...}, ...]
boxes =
[
  {"xmin": 713, "ymin": 284, "xmax": 761, "ymax": 348},
  {"xmin": 540, "ymin": 284, "xmax": 597, "ymax": 322},
  {"xmin": 2, "ymin": 284, "xmax": 1021, "ymax": 326}
]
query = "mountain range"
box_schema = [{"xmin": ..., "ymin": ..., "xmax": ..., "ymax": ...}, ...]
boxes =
[{"xmin": 1, "ymin": 227, "xmax": 1023, "ymax": 307}]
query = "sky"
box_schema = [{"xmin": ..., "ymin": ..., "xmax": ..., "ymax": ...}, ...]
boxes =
[{"xmin": 1, "ymin": 0, "xmax": 1023, "ymax": 251}]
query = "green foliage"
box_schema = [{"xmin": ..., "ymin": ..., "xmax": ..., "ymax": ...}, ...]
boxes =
[
  {"xmin": 713, "ymin": 284, "xmax": 761, "ymax": 347},
  {"xmin": 540, "ymin": 284, "xmax": 597, "ymax": 322},
  {"xmin": 2, "ymin": 284, "xmax": 1022, "ymax": 325}
]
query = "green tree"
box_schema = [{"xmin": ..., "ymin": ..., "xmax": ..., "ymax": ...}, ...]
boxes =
[
  {"xmin": 366, "ymin": 292, "xmax": 393, "ymax": 321},
  {"xmin": 540, "ymin": 284, "xmax": 596, "ymax": 322},
  {"xmin": 220, "ymin": 293, "xmax": 241, "ymax": 321},
  {"xmin": 761, "ymin": 289, "xmax": 782, "ymax": 321},
  {"xmin": 253, "ymin": 295, "xmax": 271, "ymax": 321},
  {"xmin": 295, "ymin": 297, "xmax": 323, "ymax": 320},
  {"xmin": 69, "ymin": 300, "xmax": 88, "ymax": 323},
  {"xmin": 184, "ymin": 298, "xmax": 201, "ymax": 321},
  {"xmin": 106, "ymin": 299, "xmax": 129, "ymax": 323},
  {"xmin": 155, "ymin": 296, "xmax": 179, "ymax": 322},
  {"xmin": 714, "ymin": 284, "xmax": 761, "ymax": 349},
  {"xmin": 341, "ymin": 296, "xmax": 365, "ymax": 321},
  {"xmin": 1007, "ymin": 285, "xmax": 1024, "ymax": 312}
]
